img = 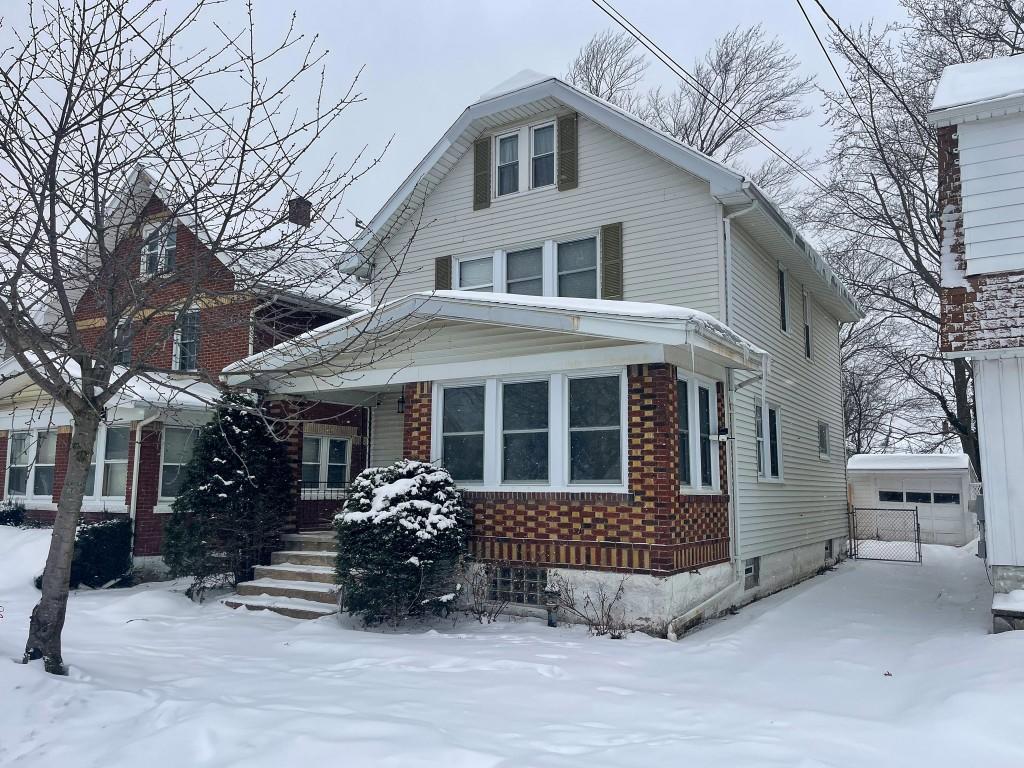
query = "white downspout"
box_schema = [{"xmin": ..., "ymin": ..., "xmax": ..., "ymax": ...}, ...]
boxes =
[{"xmin": 128, "ymin": 412, "xmax": 161, "ymax": 560}]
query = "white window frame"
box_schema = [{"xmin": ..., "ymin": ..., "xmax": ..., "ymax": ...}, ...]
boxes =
[
  {"xmin": 678, "ymin": 373, "xmax": 721, "ymax": 492},
  {"xmin": 431, "ymin": 367, "xmax": 628, "ymax": 493},
  {"xmin": 802, "ymin": 289, "xmax": 813, "ymax": 359},
  {"xmin": 140, "ymin": 220, "xmax": 177, "ymax": 277},
  {"xmin": 757, "ymin": 402, "xmax": 784, "ymax": 482},
  {"xmin": 493, "ymin": 121, "xmax": 557, "ymax": 200},
  {"xmin": 158, "ymin": 426, "xmax": 197, "ymax": 501},
  {"xmin": 529, "ymin": 122, "xmax": 556, "ymax": 190},
  {"xmin": 80, "ymin": 424, "xmax": 130, "ymax": 511},
  {"xmin": 817, "ymin": 420, "xmax": 830, "ymax": 460},
  {"xmin": 6, "ymin": 430, "xmax": 33, "ymax": 498},
  {"xmin": 300, "ymin": 435, "xmax": 351, "ymax": 498},
  {"xmin": 453, "ymin": 232, "xmax": 600, "ymax": 299},
  {"xmin": 499, "ymin": 377, "xmax": 550, "ymax": 484},
  {"xmin": 31, "ymin": 431, "xmax": 57, "ymax": 498},
  {"xmin": 115, "ymin": 319, "xmax": 132, "ymax": 366},
  {"xmin": 172, "ymin": 308, "xmax": 200, "ymax": 371},
  {"xmin": 778, "ymin": 266, "xmax": 789, "ymax": 334}
]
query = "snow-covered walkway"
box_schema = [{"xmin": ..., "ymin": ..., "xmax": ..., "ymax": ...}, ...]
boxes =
[{"xmin": 2, "ymin": 527, "xmax": 1023, "ymax": 767}]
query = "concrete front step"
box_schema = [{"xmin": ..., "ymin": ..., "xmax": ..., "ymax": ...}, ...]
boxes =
[
  {"xmin": 236, "ymin": 577, "xmax": 338, "ymax": 605},
  {"xmin": 224, "ymin": 594, "xmax": 338, "ymax": 620},
  {"xmin": 253, "ymin": 563, "xmax": 337, "ymax": 584},
  {"xmin": 271, "ymin": 549, "xmax": 335, "ymax": 567},
  {"xmin": 279, "ymin": 532, "xmax": 336, "ymax": 552}
]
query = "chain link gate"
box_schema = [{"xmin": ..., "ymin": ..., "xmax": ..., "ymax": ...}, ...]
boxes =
[{"xmin": 848, "ymin": 506, "xmax": 923, "ymax": 563}]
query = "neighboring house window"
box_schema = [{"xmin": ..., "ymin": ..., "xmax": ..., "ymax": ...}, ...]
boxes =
[
  {"xmin": 679, "ymin": 376, "xmax": 720, "ymax": 489},
  {"xmin": 173, "ymin": 310, "xmax": 199, "ymax": 371},
  {"xmin": 116, "ymin": 320, "xmax": 133, "ymax": 365},
  {"xmin": 878, "ymin": 490, "xmax": 904, "ymax": 502},
  {"xmin": 556, "ymin": 238, "xmax": 598, "ymax": 298},
  {"xmin": 756, "ymin": 404, "xmax": 782, "ymax": 480},
  {"xmin": 802, "ymin": 290, "xmax": 812, "ymax": 359},
  {"xmin": 102, "ymin": 427, "xmax": 130, "ymax": 497},
  {"xmin": 455, "ymin": 235, "xmax": 599, "ymax": 299},
  {"xmin": 817, "ymin": 421, "xmax": 830, "ymax": 459},
  {"xmin": 778, "ymin": 268, "xmax": 788, "ymax": 332},
  {"xmin": 531, "ymin": 124, "xmax": 555, "ymax": 188},
  {"xmin": 934, "ymin": 492, "xmax": 961, "ymax": 504},
  {"xmin": 441, "ymin": 385, "xmax": 486, "ymax": 483},
  {"xmin": 142, "ymin": 222, "xmax": 176, "ymax": 275},
  {"xmin": 906, "ymin": 491, "xmax": 932, "ymax": 504},
  {"xmin": 161, "ymin": 427, "xmax": 196, "ymax": 498},
  {"xmin": 32, "ymin": 431, "xmax": 56, "ymax": 496},
  {"xmin": 301, "ymin": 435, "xmax": 350, "ymax": 490},
  {"xmin": 457, "ymin": 256, "xmax": 494, "ymax": 292},
  {"xmin": 501, "ymin": 380, "xmax": 549, "ymax": 482},
  {"xmin": 496, "ymin": 133, "xmax": 519, "ymax": 196},
  {"xmin": 7, "ymin": 432, "xmax": 30, "ymax": 495},
  {"xmin": 506, "ymin": 248, "xmax": 544, "ymax": 295},
  {"xmin": 568, "ymin": 374, "xmax": 621, "ymax": 483}
]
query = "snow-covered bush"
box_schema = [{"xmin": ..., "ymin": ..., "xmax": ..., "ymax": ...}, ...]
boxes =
[
  {"xmin": 162, "ymin": 393, "xmax": 295, "ymax": 599},
  {"xmin": 69, "ymin": 518, "xmax": 132, "ymax": 588},
  {"xmin": 0, "ymin": 498, "xmax": 26, "ymax": 526},
  {"xmin": 335, "ymin": 460, "xmax": 471, "ymax": 627}
]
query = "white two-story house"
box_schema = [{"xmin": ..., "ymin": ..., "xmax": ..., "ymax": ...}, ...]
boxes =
[{"xmin": 225, "ymin": 71, "xmax": 862, "ymax": 629}]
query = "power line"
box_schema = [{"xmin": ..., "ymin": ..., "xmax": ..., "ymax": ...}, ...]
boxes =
[
  {"xmin": 796, "ymin": 0, "xmax": 866, "ymax": 126},
  {"xmin": 589, "ymin": 0, "xmax": 829, "ymax": 193}
]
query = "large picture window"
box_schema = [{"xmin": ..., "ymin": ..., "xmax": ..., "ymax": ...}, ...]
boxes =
[
  {"xmin": 502, "ymin": 380, "xmax": 548, "ymax": 482},
  {"xmin": 441, "ymin": 385, "xmax": 486, "ymax": 482},
  {"xmin": 568, "ymin": 375, "xmax": 621, "ymax": 483},
  {"xmin": 161, "ymin": 427, "xmax": 197, "ymax": 498}
]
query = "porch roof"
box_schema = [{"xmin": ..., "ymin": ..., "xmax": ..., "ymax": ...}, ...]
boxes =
[{"xmin": 222, "ymin": 291, "xmax": 768, "ymax": 397}]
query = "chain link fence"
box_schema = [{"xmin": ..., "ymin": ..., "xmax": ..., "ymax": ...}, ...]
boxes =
[{"xmin": 848, "ymin": 507, "xmax": 922, "ymax": 563}]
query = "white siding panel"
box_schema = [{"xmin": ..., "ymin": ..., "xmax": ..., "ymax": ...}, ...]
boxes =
[
  {"xmin": 375, "ymin": 115, "xmax": 722, "ymax": 316},
  {"xmin": 729, "ymin": 227, "xmax": 848, "ymax": 558},
  {"xmin": 370, "ymin": 392, "xmax": 405, "ymax": 466},
  {"xmin": 975, "ymin": 357, "xmax": 1024, "ymax": 566},
  {"xmin": 958, "ymin": 115, "xmax": 1024, "ymax": 275}
]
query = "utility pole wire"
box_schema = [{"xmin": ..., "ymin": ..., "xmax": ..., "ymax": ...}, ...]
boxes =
[{"xmin": 589, "ymin": 0, "xmax": 829, "ymax": 193}]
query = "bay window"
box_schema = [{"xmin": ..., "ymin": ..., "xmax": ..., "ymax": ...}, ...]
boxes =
[
  {"xmin": 501, "ymin": 380, "xmax": 548, "ymax": 482},
  {"xmin": 678, "ymin": 376, "xmax": 720, "ymax": 490},
  {"xmin": 441, "ymin": 385, "xmax": 486, "ymax": 483},
  {"xmin": 454, "ymin": 235, "xmax": 599, "ymax": 299},
  {"xmin": 568, "ymin": 375, "xmax": 621, "ymax": 483}
]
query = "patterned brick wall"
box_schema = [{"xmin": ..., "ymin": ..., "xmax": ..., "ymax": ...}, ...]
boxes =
[
  {"xmin": 402, "ymin": 364, "xmax": 731, "ymax": 576},
  {"xmin": 938, "ymin": 124, "xmax": 1024, "ymax": 353}
]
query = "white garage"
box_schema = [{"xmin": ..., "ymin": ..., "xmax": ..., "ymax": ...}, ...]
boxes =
[{"xmin": 847, "ymin": 453, "xmax": 979, "ymax": 546}]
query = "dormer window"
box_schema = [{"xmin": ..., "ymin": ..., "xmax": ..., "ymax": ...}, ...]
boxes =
[
  {"xmin": 496, "ymin": 133, "xmax": 519, "ymax": 196},
  {"xmin": 142, "ymin": 222, "xmax": 176, "ymax": 276}
]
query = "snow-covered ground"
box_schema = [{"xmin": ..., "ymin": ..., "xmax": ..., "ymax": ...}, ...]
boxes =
[{"xmin": 2, "ymin": 527, "xmax": 1023, "ymax": 767}]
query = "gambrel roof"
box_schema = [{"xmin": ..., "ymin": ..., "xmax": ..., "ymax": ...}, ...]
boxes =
[{"xmin": 351, "ymin": 71, "xmax": 861, "ymax": 322}]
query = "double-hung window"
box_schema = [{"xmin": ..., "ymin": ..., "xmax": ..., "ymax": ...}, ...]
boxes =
[
  {"xmin": 142, "ymin": 222, "xmax": 176, "ymax": 276},
  {"xmin": 802, "ymin": 290, "xmax": 812, "ymax": 359},
  {"xmin": 778, "ymin": 268, "xmax": 788, "ymax": 332},
  {"xmin": 441, "ymin": 385, "xmax": 486, "ymax": 483},
  {"xmin": 568, "ymin": 375, "xmax": 621, "ymax": 483},
  {"xmin": 101, "ymin": 427, "xmax": 130, "ymax": 497},
  {"xmin": 161, "ymin": 427, "xmax": 196, "ymax": 498},
  {"xmin": 455, "ymin": 236, "xmax": 598, "ymax": 299},
  {"xmin": 116, "ymin": 320, "xmax": 133, "ymax": 365},
  {"xmin": 817, "ymin": 421, "xmax": 830, "ymax": 459},
  {"xmin": 756, "ymin": 403, "xmax": 782, "ymax": 480},
  {"xmin": 557, "ymin": 238, "xmax": 598, "ymax": 298},
  {"xmin": 7, "ymin": 432, "xmax": 30, "ymax": 495},
  {"xmin": 457, "ymin": 256, "xmax": 494, "ymax": 292},
  {"xmin": 679, "ymin": 377, "xmax": 720, "ymax": 490},
  {"xmin": 496, "ymin": 133, "xmax": 519, "ymax": 196},
  {"xmin": 32, "ymin": 432, "xmax": 56, "ymax": 496},
  {"xmin": 501, "ymin": 380, "xmax": 548, "ymax": 482},
  {"xmin": 531, "ymin": 124, "xmax": 555, "ymax": 188},
  {"xmin": 301, "ymin": 435, "xmax": 350, "ymax": 490},
  {"xmin": 506, "ymin": 248, "xmax": 544, "ymax": 295},
  {"xmin": 174, "ymin": 310, "xmax": 199, "ymax": 371}
]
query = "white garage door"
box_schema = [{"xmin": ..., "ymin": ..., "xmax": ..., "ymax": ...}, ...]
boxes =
[{"xmin": 875, "ymin": 474, "xmax": 970, "ymax": 546}]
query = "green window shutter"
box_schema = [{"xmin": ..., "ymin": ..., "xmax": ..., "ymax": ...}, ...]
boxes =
[
  {"xmin": 435, "ymin": 255, "xmax": 452, "ymax": 290},
  {"xmin": 600, "ymin": 222, "xmax": 623, "ymax": 300},
  {"xmin": 557, "ymin": 113, "xmax": 579, "ymax": 191},
  {"xmin": 473, "ymin": 138, "xmax": 491, "ymax": 210}
]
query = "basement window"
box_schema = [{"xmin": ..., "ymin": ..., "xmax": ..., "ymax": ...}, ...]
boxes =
[
  {"xmin": 489, "ymin": 566, "xmax": 547, "ymax": 605},
  {"xmin": 744, "ymin": 557, "xmax": 761, "ymax": 590}
]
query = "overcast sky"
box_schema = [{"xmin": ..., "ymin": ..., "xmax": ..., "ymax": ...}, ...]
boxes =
[{"xmin": 2, "ymin": 0, "xmax": 908, "ymax": 229}]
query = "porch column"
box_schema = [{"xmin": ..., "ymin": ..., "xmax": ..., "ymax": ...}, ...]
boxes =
[{"xmin": 402, "ymin": 382, "xmax": 433, "ymax": 462}]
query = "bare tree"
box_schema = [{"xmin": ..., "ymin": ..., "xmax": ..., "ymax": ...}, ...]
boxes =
[
  {"xmin": 0, "ymin": 0, "xmax": 415, "ymax": 674},
  {"xmin": 797, "ymin": 0, "xmax": 1024, "ymax": 468},
  {"xmin": 566, "ymin": 25, "xmax": 815, "ymax": 200}
]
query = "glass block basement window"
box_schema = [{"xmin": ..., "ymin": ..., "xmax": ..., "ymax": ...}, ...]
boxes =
[{"xmin": 489, "ymin": 566, "xmax": 547, "ymax": 605}]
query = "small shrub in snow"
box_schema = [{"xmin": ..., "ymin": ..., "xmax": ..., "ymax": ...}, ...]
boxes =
[
  {"xmin": 0, "ymin": 498, "xmax": 26, "ymax": 526},
  {"xmin": 162, "ymin": 393, "xmax": 295, "ymax": 599},
  {"xmin": 335, "ymin": 460, "xmax": 471, "ymax": 627},
  {"xmin": 551, "ymin": 573, "xmax": 632, "ymax": 638},
  {"xmin": 69, "ymin": 518, "xmax": 132, "ymax": 588},
  {"xmin": 463, "ymin": 561, "xmax": 510, "ymax": 624}
]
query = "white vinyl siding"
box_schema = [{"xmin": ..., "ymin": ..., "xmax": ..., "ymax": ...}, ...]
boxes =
[
  {"xmin": 729, "ymin": 226, "xmax": 848, "ymax": 559},
  {"xmin": 958, "ymin": 115, "xmax": 1024, "ymax": 275},
  {"xmin": 370, "ymin": 392, "xmax": 405, "ymax": 467},
  {"xmin": 378, "ymin": 114, "xmax": 722, "ymax": 315}
]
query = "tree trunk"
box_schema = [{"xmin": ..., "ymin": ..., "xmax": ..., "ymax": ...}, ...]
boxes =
[
  {"xmin": 951, "ymin": 358, "xmax": 981, "ymax": 478},
  {"xmin": 23, "ymin": 410, "xmax": 101, "ymax": 674}
]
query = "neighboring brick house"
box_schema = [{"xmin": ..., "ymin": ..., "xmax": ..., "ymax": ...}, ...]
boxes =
[
  {"xmin": 929, "ymin": 56, "xmax": 1024, "ymax": 631},
  {"xmin": 0, "ymin": 166, "xmax": 368, "ymax": 564},
  {"xmin": 226, "ymin": 72, "xmax": 862, "ymax": 628}
]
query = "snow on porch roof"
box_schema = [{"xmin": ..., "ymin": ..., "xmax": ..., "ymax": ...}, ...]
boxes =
[
  {"xmin": 847, "ymin": 453, "xmax": 971, "ymax": 472},
  {"xmin": 929, "ymin": 56, "xmax": 1024, "ymax": 125},
  {"xmin": 221, "ymin": 290, "xmax": 768, "ymax": 389}
]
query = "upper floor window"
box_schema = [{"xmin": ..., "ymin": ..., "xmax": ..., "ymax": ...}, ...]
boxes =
[
  {"xmin": 496, "ymin": 133, "xmax": 519, "ymax": 196},
  {"xmin": 777, "ymin": 268, "xmax": 788, "ymax": 332},
  {"xmin": 142, "ymin": 222, "xmax": 176, "ymax": 276},
  {"xmin": 454, "ymin": 236, "xmax": 598, "ymax": 299},
  {"xmin": 116, "ymin": 320, "xmax": 133, "ymax": 366},
  {"xmin": 817, "ymin": 421, "xmax": 830, "ymax": 459},
  {"xmin": 802, "ymin": 290, "xmax": 812, "ymax": 359},
  {"xmin": 173, "ymin": 310, "xmax": 199, "ymax": 371},
  {"xmin": 531, "ymin": 124, "xmax": 555, "ymax": 188}
]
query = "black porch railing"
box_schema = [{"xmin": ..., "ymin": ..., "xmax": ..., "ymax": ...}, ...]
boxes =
[{"xmin": 296, "ymin": 480, "xmax": 350, "ymax": 531}]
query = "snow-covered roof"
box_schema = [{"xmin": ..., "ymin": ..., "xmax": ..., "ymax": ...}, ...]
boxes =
[
  {"xmin": 847, "ymin": 453, "xmax": 971, "ymax": 472},
  {"xmin": 929, "ymin": 56, "xmax": 1024, "ymax": 125},
  {"xmin": 349, "ymin": 71, "xmax": 861, "ymax": 323}
]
